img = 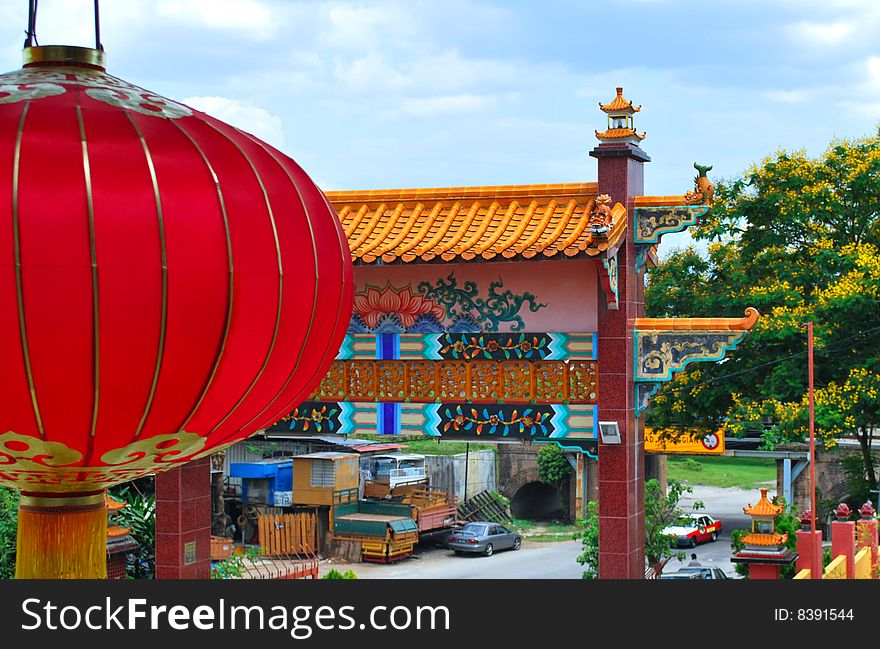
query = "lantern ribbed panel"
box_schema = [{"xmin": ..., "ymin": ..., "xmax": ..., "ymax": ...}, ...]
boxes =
[{"xmin": 0, "ymin": 58, "xmax": 353, "ymax": 493}]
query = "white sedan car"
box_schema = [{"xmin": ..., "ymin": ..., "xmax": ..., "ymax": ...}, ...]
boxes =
[{"xmin": 662, "ymin": 513, "xmax": 722, "ymax": 548}]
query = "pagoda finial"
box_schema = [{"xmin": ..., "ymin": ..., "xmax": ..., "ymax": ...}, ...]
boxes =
[{"xmin": 596, "ymin": 86, "xmax": 645, "ymax": 145}]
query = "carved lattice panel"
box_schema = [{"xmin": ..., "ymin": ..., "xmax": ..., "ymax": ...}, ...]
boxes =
[
  {"xmin": 309, "ymin": 359, "xmax": 598, "ymax": 404},
  {"xmin": 469, "ymin": 360, "xmax": 502, "ymax": 402},
  {"xmin": 439, "ymin": 361, "xmax": 469, "ymax": 401},
  {"xmin": 406, "ymin": 361, "xmax": 438, "ymax": 401},
  {"xmin": 534, "ymin": 361, "xmax": 567, "ymax": 403},
  {"xmin": 314, "ymin": 361, "xmax": 346, "ymax": 401},
  {"xmin": 502, "ymin": 361, "xmax": 533, "ymax": 401},
  {"xmin": 376, "ymin": 360, "xmax": 406, "ymax": 401},
  {"xmin": 347, "ymin": 360, "xmax": 376, "ymax": 400},
  {"xmin": 568, "ymin": 361, "xmax": 598, "ymax": 403}
]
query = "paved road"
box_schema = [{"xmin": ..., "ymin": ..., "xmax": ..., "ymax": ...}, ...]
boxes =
[
  {"xmin": 667, "ymin": 485, "xmax": 760, "ymax": 578},
  {"xmin": 320, "ymin": 540, "xmax": 584, "ymax": 579},
  {"xmin": 319, "ymin": 485, "xmax": 765, "ymax": 580}
]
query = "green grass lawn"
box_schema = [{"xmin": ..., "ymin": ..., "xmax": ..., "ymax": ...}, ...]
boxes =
[
  {"xmin": 512, "ymin": 519, "xmax": 581, "ymax": 542},
  {"xmin": 666, "ymin": 455, "xmax": 776, "ymax": 489},
  {"xmin": 349, "ymin": 433, "xmax": 495, "ymax": 456},
  {"xmin": 399, "ymin": 439, "xmax": 496, "ymax": 456}
]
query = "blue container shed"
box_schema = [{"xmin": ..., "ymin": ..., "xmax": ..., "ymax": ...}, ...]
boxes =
[{"xmin": 229, "ymin": 458, "xmax": 293, "ymax": 507}]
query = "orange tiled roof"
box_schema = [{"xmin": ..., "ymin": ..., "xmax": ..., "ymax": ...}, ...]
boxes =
[
  {"xmin": 741, "ymin": 531, "xmax": 788, "ymax": 547},
  {"xmin": 600, "ymin": 87, "xmax": 640, "ymax": 113},
  {"xmin": 635, "ymin": 308, "xmax": 759, "ymax": 332},
  {"xmin": 105, "ymin": 494, "xmax": 127, "ymax": 512},
  {"xmin": 327, "ymin": 183, "xmax": 628, "ymax": 264},
  {"xmin": 595, "ymin": 127, "xmax": 646, "ymax": 141},
  {"xmin": 107, "ymin": 525, "xmax": 131, "ymax": 538},
  {"xmin": 743, "ymin": 487, "xmax": 784, "ymax": 517}
]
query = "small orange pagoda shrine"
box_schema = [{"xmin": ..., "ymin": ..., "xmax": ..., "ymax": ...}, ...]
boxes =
[
  {"xmin": 731, "ymin": 488, "xmax": 797, "ymax": 579},
  {"xmin": 105, "ymin": 494, "xmax": 138, "ymax": 580}
]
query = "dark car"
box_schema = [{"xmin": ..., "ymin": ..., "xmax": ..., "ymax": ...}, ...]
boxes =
[
  {"xmin": 659, "ymin": 566, "xmax": 729, "ymax": 580},
  {"xmin": 447, "ymin": 522, "xmax": 522, "ymax": 557}
]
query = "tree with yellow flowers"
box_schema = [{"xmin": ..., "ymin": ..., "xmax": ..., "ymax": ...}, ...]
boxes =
[{"xmin": 646, "ymin": 131, "xmax": 880, "ymax": 496}]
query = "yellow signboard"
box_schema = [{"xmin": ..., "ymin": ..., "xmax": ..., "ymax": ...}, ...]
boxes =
[{"xmin": 644, "ymin": 428, "xmax": 725, "ymax": 455}]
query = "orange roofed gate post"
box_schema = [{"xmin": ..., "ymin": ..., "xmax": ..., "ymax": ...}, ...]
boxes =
[{"xmin": 590, "ymin": 88, "xmax": 651, "ymax": 578}]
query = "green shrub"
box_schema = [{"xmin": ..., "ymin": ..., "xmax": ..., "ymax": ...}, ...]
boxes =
[
  {"xmin": 537, "ymin": 445, "xmax": 570, "ymax": 485},
  {"xmin": 0, "ymin": 487, "xmax": 19, "ymax": 579},
  {"xmin": 322, "ymin": 568, "xmax": 358, "ymax": 579},
  {"xmin": 110, "ymin": 485, "xmax": 155, "ymax": 579},
  {"xmin": 212, "ymin": 555, "xmax": 246, "ymax": 579}
]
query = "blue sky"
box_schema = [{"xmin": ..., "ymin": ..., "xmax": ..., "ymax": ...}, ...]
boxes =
[{"xmin": 2, "ymin": 1, "xmax": 878, "ymax": 253}]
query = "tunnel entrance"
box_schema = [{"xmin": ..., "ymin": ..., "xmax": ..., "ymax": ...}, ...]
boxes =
[{"xmin": 510, "ymin": 481, "xmax": 566, "ymax": 520}]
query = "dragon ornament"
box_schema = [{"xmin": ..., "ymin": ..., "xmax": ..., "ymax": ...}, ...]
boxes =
[{"xmin": 684, "ymin": 163, "xmax": 714, "ymax": 205}]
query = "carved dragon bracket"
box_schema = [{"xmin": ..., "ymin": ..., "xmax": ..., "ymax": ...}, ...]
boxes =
[{"xmin": 633, "ymin": 308, "xmax": 759, "ymax": 416}]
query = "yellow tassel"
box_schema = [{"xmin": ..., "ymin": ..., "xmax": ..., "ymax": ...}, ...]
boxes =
[{"xmin": 15, "ymin": 491, "xmax": 107, "ymax": 579}]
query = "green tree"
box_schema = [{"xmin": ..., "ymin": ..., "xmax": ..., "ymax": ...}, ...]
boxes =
[
  {"xmin": 0, "ymin": 487, "xmax": 18, "ymax": 579},
  {"xmin": 536, "ymin": 444, "xmax": 570, "ymax": 485},
  {"xmin": 646, "ymin": 132, "xmax": 880, "ymax": 495},
  {"xmin": 576, "ymin": 479, "xmax": 700, "ymax": 577},
  {"xmin": 644, "ymin": 478, "xmax": 701, "ymax": 569},
  {"xmin": 576, "ymin": 501, "xmax": 599, "ymax": 579},
  {"xmin": 536, "ymin": 444, "xmax": 572, "ymax": 517}
]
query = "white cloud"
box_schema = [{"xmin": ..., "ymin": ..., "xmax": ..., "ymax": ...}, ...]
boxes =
[
  {"xmin": 763, "ymin": 89, "xmax": 813, "ymax": 103},
  {"xmin": 866, "ymin": 56, "xmax": 880, "ymax": 89},
  {"xmin": 787, "ymin": 19, "xmax": 856, "ymax": 46},
  {"xmin": 405, "ymin": 50, "xmax": 525, "ymax": 93},
  {"xmin": 321, "ymin": 3, "xmax": 415, "ymax": 52},
  {"xmin": 156, "ymin": 0, "xmax": 276, "ymax": 40},
  {"xmin": 841, "ymin": 56, "xmax": 880, "ymax": 119},
  {"xmin": 181, "ymin": 96, "xmax": 285, "ymax": 148},
  {"xmin": 333, "ymin": 52, "xmax": 408, "ymax": 90},
  {"xmin": 393, "ymin": 94, "xmax": 497, "ymax": 118}
]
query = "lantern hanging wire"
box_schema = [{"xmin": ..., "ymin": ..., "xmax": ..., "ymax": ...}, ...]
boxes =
[{"xmin": 24, "ymin": 0, "xmax": 104, "ymax": 51}]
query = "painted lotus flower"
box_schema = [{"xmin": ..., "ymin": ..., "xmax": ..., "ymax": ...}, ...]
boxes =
[{"xmin": 353, "ymin": 282, "xmax": 446, "ymax": 329}]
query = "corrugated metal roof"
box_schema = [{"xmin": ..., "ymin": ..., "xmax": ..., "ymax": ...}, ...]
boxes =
[
  {"xmin": 295, "ymin": 452, "xmax": 360, "ymax": 460},
  {"xmin": 265, "ymin": 434, "xmax": 377, "ymax": 447}
]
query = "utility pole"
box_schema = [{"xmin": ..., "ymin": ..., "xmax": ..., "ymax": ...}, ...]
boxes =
[
  {"xmin": 463, "ymin": 442, "xmax": 470, "ymax": 502},
  {"xmin": 807, "ymin": 322, "xmax": 817, "ymax": 535}
]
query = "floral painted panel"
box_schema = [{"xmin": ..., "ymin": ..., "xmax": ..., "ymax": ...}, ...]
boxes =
[{"xmin": 350, "ymin": 273, "xmax": 545, "ymax": 334}]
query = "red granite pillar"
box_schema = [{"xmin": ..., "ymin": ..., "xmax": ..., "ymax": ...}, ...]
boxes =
[
  {"xmin": 591, "ymin": 142, "xmax": 649, "ymax": 578},
  {"xmin": 155, "ymin": 457, "xmax": 211, "ymax": 579}
]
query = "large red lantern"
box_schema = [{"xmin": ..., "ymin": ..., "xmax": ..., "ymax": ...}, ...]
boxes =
[{"xmin": 0, "ymin": 44, "xmax": 353, "ymax": 577}]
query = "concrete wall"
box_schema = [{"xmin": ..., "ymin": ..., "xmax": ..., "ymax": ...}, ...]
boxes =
[
  {"xmin": 497, "ymin": 444, "xmax": 541, "ymax": 499},
  {"xmin": 496, "ymin": 444, "xmax": 600, "ymax": 520},
  {"xmin": 426, "ymin": 450, "xmax": 496, "ymax": 501},
  {"xmin": 777, "ymin": 442, "xmax": 880, "ymax": 514}
]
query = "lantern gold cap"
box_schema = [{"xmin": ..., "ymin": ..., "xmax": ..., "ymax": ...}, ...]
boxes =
[{"xmin": 23, "ymin": 45, "xmax": 105, "ymax": 70}]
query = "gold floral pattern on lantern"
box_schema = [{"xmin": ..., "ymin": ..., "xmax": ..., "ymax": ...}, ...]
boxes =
[
  {"xmin": 0, "ymin": 431, "xmax": 83, "ymax": 469},
  {"xmin": 0, "ymin": 429, "xmax": 218, "ymax": 492},
  {"xmin": 100, "ymin": 431, "xmax": 208, "ymax": 467}
]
